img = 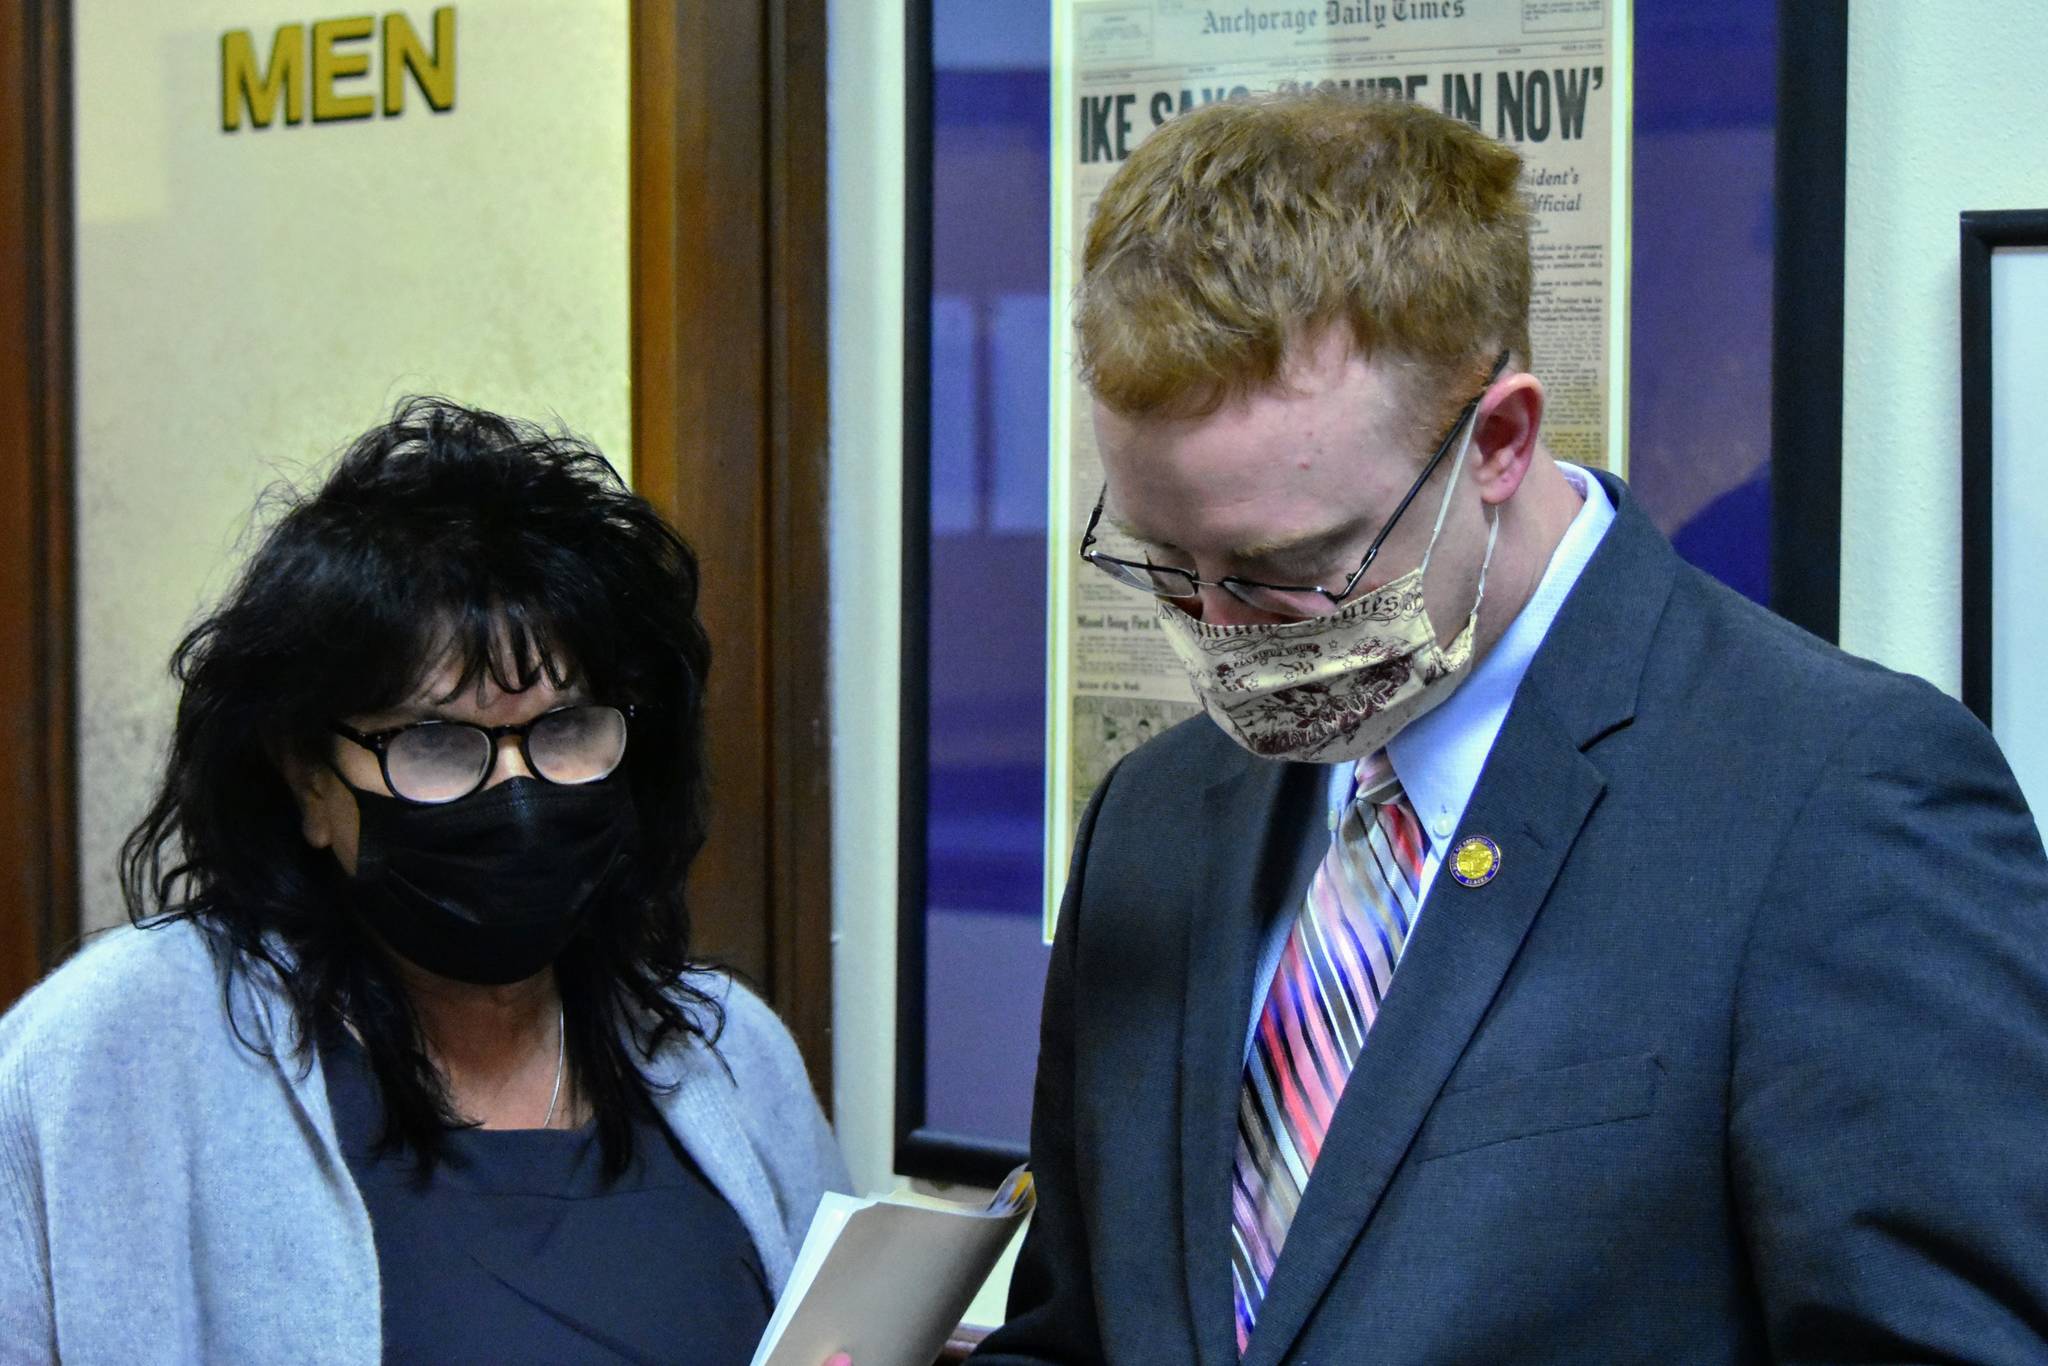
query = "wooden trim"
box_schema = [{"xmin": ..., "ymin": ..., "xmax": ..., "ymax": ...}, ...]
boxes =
[
  {"xmin": 762, "ymin": 0, "xmax": 835, "ymax": 1095},
  {"xmin": 630, "ymin": 0, "xmax": 772, "ymax": 985},
  {"xmin": 629, "ymin": 0, "xmax": 833, "ymax": 1098},
  {"xmin": 0, "ymin": 0, "xmax": 76, "ymax": 1011}
]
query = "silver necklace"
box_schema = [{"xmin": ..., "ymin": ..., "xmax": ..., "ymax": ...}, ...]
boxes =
[{"xmin": 540, "ymin": 1003, "xmax": 565, "ymax": 1128}]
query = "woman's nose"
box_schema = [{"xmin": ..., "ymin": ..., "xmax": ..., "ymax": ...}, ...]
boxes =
[{"xmin": 482, "ymin": 735, "xmax": 536, "ymax": 788}]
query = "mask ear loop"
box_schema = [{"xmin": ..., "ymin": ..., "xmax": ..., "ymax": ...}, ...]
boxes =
[
  {"xmin": 1416, "ymin": 404, "xmax": 1503, "ymax": 628},
  {"xmin": 1469, "ymin": 499, "xmax": 1503, "ymax": 613},
  {"xmin": 1419, "ymin": 406, "xmax": 1482, "ymax": 577}
]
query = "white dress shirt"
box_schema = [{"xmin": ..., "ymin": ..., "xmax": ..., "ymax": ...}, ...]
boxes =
[{"xmin": 1245, "ymin": 463, "xmax": 1615, "ymax": 1054}]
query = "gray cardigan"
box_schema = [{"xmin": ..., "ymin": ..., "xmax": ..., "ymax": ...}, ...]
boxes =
[{"xmin": 0, "ymin": 920, "xmax": 851, "ymax": 1364}]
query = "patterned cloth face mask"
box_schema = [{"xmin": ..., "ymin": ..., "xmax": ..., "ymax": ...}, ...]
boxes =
[{"xmin": 1156, "ymin": 416, "xmax": 1499, "ymax": 763}]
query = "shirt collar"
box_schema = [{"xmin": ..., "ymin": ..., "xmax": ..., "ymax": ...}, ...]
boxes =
[{"xmin": 1364, "ymin": 461, "xmax": 1616, "ymax": 850}]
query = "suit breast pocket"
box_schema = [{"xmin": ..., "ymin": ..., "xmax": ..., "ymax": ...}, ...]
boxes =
[{"xmin": 1417, "ymin": 1052, "xmax": 1664, "ymax": 1161}]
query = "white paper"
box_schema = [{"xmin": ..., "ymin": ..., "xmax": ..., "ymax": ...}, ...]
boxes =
[{"xmin": 749, "ymin": 1171, "xmax": 1034, "ymax": 1366}]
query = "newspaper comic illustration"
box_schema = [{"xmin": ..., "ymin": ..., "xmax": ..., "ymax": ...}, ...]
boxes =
[{"xmin": 1043, "ymin": 0, "xmax": 1632, "ymax": 938}]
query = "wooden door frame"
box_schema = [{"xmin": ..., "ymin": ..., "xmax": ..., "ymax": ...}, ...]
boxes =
[
  {"xmin": 630, "ymin": 0, "xmax": 835, "ymax": 1099},
  {"xmin": 0, "ymin": 0, "xmax": 76, "ymax": 1011}
]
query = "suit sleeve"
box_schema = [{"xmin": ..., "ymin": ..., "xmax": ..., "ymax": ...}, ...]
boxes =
[
  {"xmin": 970, "ymin": 770, "xmax": 1116, "ymax": 1366},
  {"xmin": 1731, "ymin": 677, "xmax": 2048, "ymax": 1361}
]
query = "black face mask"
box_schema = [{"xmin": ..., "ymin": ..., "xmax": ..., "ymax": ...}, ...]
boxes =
[{"xmin": 346, "ymin": 775, "xmax": 637, "ymax": 985}]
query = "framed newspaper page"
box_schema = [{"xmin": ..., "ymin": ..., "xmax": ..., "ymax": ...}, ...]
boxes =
[
  {"xmin": 1045, "ymin": 0, "xmax": 1636, "ymax": 939},
  {"xmin": 1960, "ymin": 209, "xmax": 2048, "ymax": 817}
]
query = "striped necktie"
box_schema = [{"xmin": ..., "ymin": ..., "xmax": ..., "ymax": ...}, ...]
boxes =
[{"xmin": 1229, "ymin": 751, "xmax": 1426, "ymax": 1354}]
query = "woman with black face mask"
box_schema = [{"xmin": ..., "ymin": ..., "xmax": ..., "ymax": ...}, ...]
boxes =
[{"xmin": 0, "ymin": 398, "xmax": 850, "ymax": 1363}]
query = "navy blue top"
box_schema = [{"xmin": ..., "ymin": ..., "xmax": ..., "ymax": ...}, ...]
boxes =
[{"xmin": 320, "ymin": 1028, "xmax": 771, "ymax": 1366}]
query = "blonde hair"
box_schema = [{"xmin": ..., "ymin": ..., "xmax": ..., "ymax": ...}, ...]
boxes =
[{"xmin": 1077, "ymin": 91, "xmax": 1532, "ymax": 421}]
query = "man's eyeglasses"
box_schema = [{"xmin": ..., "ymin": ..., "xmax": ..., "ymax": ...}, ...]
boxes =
[
  {"xmin": 331, "ymin": 703, "xmax": 633, "ymax": 805},
  {"xmin": 1079, "ymin": 350, "xmax": 1511, "ymax": 619}
]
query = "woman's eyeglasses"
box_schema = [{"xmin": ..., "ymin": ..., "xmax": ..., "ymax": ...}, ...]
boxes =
[{"xmin": 330, "ymin": 703, "xmax": 632, "ymax": 805}]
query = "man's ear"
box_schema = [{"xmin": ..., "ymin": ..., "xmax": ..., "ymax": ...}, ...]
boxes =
[
  {"xmin": 276, "ymin": 748, "xmax": 337, "ymax": 851},
  {"xmin": 1471, "ymin": 371, "xmax": 1545, "ymax": 506}
]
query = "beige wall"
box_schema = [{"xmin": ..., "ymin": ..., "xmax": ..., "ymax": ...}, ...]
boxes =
[
  {"xmin": 74, "ymin": 1, "xmax": 630, "ymax": 930},
  {"xmin": 1840, "ymin": 1, "xmax": 2048, "ymax": 688}
]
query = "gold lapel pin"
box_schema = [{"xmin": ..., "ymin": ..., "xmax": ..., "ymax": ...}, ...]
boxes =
[{"xmin": 1450, "ymin": 835, "xmax": 1501, "ymax": 888}]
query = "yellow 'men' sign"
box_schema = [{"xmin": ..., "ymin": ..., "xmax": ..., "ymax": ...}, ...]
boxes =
[{"xmin": 222, "ymin": 7, "xmax": 456, "ymax": 131}]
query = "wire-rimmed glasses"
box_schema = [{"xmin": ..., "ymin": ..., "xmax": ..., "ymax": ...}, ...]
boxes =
[{"xmin": 1079, "ymin": 350, "xmax": 1511, "ymax": 618}]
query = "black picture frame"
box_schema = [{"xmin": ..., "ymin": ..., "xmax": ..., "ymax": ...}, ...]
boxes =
[
  {"xmin": 898, "ymin": 0, "xmax": 1021, "ymax": 1188},
  {"xmin": 1770, "ymin": 1, "xmax": 1849, "ymax": 641},
  {"xmin": 1959, "ymin": 208, "xmax": 2048, "ymax": 726},
  {"xmin": 896, "ymin": 0, "xmax": 1851, "ymax": 1188}
]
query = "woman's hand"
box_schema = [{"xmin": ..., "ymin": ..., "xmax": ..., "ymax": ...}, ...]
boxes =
[{"xmin": 824, "ymin": 1355, "xmax": 851, "ymax": 1366}]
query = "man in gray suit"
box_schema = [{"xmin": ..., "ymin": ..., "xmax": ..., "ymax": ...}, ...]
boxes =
[{"xmin": 975, "ymin": 93, "xmax": 2048, "ymax": 1363}]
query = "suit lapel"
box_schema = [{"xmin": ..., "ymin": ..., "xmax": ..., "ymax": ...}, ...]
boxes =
[
  {"xmin": 1239, "ymin": 477, "xmax": 1678, "ymax": 1366},
  {"xmin": 1180, "ymin": 756, "xmax": 1327, "ymax": 1366}
]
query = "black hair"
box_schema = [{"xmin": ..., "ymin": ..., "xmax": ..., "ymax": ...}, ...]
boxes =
[{"xmin": 122, "ymin": 396, "xmax": 719, "ymax": 1177}]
